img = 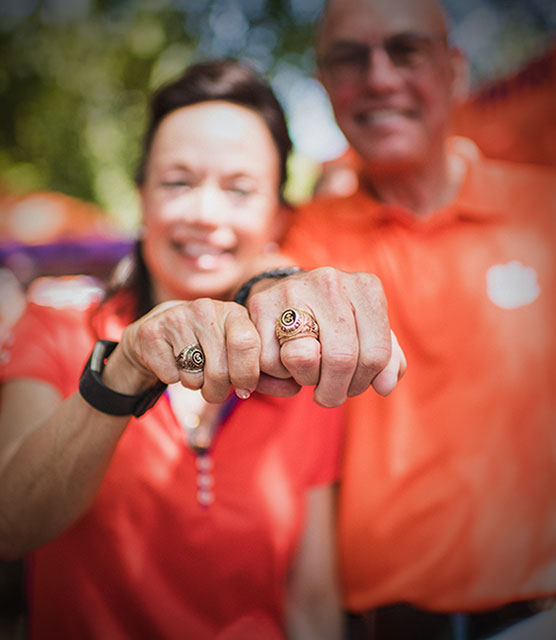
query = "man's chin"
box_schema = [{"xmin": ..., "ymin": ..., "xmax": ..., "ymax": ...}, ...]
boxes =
[{"xmin": 353, "ymin": 138, "xmax": 426, "ymax": 170}]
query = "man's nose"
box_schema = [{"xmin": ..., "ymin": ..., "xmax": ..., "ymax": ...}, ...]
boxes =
[{"xmin": 363, "ymin": 47, "xmax": 404, "ymax": 93}]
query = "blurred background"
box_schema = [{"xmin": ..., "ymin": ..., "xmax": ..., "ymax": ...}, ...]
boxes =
[
  {"xmin": 1, "ymin": 0, "xmax": 555, "ymax": 219},
  {"xmin": 0, "ymin": 2, "xmax": 555, "ymax": 636},
  {"xmin": 0, "ymin": 0, "xmax": 555, "ymax": 292}
]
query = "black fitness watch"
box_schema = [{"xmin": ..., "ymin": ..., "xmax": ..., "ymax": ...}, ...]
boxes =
[{"xmin": 79, "ymin": 339, "xmax": 167, "ymax": 418}]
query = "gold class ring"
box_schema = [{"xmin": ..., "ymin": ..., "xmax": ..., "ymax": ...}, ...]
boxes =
[
  {"xmin": 275, "ymin": 308, "xmax": 320, "ymax": 346},
  {"xmin": 175, "ymin": 344, "xmax": 205, "ymax": 373}
]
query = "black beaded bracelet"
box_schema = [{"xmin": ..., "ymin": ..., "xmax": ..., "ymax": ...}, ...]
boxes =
[{"xmin": 233, "ymin": 267, "xmax": 304, "ymax": 306}]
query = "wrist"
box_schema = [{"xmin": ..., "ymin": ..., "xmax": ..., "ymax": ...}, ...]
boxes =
[
  {"xmin": 233, "ymin": 267, "xmax": 305, "ymax": 307},
  {"xmin": 103, "ymin": 340, "xmax": 158, "ymax": 395},
  {"xmin": 79, "ymin": 340, "xmax": 167, "ymax": 418}
]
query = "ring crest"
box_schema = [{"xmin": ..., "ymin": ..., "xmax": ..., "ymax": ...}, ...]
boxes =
[
  {"xmin": 275, "ymin": 307, "xmax": 320, "ymax": 346},
  {"xmin": 176, "ymin": 344, "xmax": 205, "ymax": 373},
  {"xmin": 280, "ymin": 308, "xmax": 301, "ymax": 329}
]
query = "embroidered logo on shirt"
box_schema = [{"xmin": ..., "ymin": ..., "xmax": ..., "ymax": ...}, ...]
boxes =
[{"xmin": 486, "ymin": 260, "xmax": 540, "ymax": 309}]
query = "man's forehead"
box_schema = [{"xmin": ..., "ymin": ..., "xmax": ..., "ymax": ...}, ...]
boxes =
[{"xmin": 319, "ymin": 0, "xmax": 448, "ymax": 45}]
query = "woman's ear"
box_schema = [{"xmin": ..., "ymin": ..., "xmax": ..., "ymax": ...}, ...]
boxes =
[{"xmin": 449, "ymin": 47, "xmax": 471, "ymax": 105}]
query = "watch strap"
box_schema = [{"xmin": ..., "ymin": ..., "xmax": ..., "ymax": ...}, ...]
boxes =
[{"xmin": 79, "ymin": 340, "xmax": 167, "ymax": 418}]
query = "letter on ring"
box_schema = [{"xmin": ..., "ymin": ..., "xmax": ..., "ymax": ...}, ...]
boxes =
[
  {"xmin": 275, "ymin": 308, "xmax": 320, "ymax": 346},
  {"xmin": 176, "ymin": 344, "xmax": 205, "ymax": 373}
]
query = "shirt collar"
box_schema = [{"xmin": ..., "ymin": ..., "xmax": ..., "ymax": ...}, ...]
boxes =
[{"xmin": 354, "ymin": 137, "xmax": 507, "ymax": 230}]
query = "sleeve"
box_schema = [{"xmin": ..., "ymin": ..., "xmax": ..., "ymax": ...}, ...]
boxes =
[{"xmin": 0, "ymin": 302, "xmax": 91, "ymax": 397}]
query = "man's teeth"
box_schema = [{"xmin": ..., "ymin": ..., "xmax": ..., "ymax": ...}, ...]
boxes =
[{"xmin": 355, "ymin": 109, "xmax": 405, "ymax": 125}]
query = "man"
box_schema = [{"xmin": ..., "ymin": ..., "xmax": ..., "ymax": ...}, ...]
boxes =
[{"xmin": 245, "ymin": 0, "xmax": 556, "ymax": 638}]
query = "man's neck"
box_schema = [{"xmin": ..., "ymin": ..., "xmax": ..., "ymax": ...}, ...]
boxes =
[{"xmin": 360, "ymin": 150, "xmax": 465, "ymax": 216}]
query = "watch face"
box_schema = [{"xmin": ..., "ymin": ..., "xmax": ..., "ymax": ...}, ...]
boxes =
[{"xmin": 90, "ymin": 339, "xmax": 119, "ymax": 374}]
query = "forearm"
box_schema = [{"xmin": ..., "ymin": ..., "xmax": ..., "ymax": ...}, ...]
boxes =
[
  {"xmin": 287, "ymin": 592, "xmax": 344, "ymax": 640},
  {"xmin": 286, "ymin": 485, "xmax": 344, "ymax": 640},
  {"xmin": 0, "ymin": 296, "xmax": 266, "ymax": 557},
  {"xmin": 0, "ymin": 390, "xmax": 130, "ymax": 560}
]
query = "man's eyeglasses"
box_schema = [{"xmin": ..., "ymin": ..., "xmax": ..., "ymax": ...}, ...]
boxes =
[{"xmin": 318, "ymin": 32, "xmax": 447, "ymax": 84}]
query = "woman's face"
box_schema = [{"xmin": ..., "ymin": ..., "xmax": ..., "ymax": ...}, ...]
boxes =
[{"xmin": 140, "ymin": 101, "xmax": 283, "ymax": 302}]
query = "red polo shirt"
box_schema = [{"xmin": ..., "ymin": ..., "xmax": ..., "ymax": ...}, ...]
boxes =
[{"xmin": 1, "ymin": 287, "xmax": 343, "ymax": 638}]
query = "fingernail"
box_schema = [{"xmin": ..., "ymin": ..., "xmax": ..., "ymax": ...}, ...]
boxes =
[{"xmin": 235, "ymin": 389, "xmax": 251, "ymax": 400}]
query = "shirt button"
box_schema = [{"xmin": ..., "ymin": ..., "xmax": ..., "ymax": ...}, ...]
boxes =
[
  {"xmin": 196, "ymin": 455, "xmax": 213, "ymax": 471},
  {"xmin": 197, "ymin": 489, "xmax": 214, "ymax": 506},
  {"xmin": 197, "ymin": 473, "xmax": 214, "ymax": 489}
]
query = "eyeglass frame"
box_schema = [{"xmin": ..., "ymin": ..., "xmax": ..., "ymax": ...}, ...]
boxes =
[{"xmin": 317, "ymin": 31, "xmax": 449, "ymax": 85}]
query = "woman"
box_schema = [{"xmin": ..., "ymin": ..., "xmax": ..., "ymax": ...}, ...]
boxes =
[{"xmin": 0, "ymin": 59, "xmax": 344, "ymax": 639}]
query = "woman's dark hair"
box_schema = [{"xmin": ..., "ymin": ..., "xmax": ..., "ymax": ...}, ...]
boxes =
[
  {"xmin": 94, "ymin": 58, "xmax": 292, "ymax": 323},
  {"xmin": 135, "ymin": 57, "xmax": 292, "ymax": 193}
]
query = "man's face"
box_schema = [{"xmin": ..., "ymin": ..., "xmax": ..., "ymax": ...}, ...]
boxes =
[{"xmin": 317, "ymin": 0, "xmax": 461, "ymax": 173}]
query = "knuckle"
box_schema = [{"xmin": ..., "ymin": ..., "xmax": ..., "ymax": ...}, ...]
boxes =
[
  {"xmin": 313, "ymin": 265, "xmax": 342, "ymax": 282},
  {"xmin": 359, "ymin": 272, "xmax": 388, "ymax": 308},
  {"xmin": 347, "ymin": 371, "xmax": 373, "ymax": 397},
  {"xmin": 201, "ymin": 386, "xmax": 227, "ymax": 403},
  {"xmin": 133, "ymin": 326, "xmax": 162, "ymax": 366},
  {"xmin": 189, "ymin": 297, "xmax": 218, "ymax": 319},
  {"xmin": 161, "ymin": 370, "xmax": 181, "ymax": 385},
  {"xmin": 379, "ymin": 348, "xmax": 392, "ymax": 371},
  {"xmin": 230, "ymin": 303, "xmax": 250, "ymax": 320},
  {"xmin": 358, "ymin": 270, "xmax": 384, "ymax": 290},
  {"xmin": 205, "ymin": 363, "xmax": 230, "ymax": 387},
  {"xmin": 347, "ymin": 384, "xmax": 369, "ymax": 399},
  {"xmin": 229, "ymin": 330, "xmax": 260, "ymax": 355},
  {"xmin": 313, "ymin": 392, "xmax": 343, "ymax": 409},
  {"xmin": 230, "ymin": 371, "xmax": 256, "ymax": 389},
  {"xmin": 135, "ymin": 319, "xmax": 158, "ymax": 344},
  {"xmin": 326, "ymin": 348, "xmax": 358, "ymax": 374},
  {"xmin": 310, "ymin": 266, "xmax": 343, "ymax": 295},
  {"xmin": 259, "ymin": 352, "xmax": 276, "ymax": 373},
  {"xmin": 281, "ymin": 348, "xmax": 317, "ymax": 372},
  {"xmin": 246, "ymin": 293, "xmax": 266, "ymax": 324},
  {"xmin": 156, "ymin": 303, "xmax": 187, "ymax": 332},
  {"xmin": 354, "ymin": 269, "xmax": 381, "ymax": 287},
  {"xmin": 180, "ymin": 375, "xmax": 203, "ymax": 390},
  {"xmin": 358, "ymin": 350, "xmax": 389, "ymax": 378},
  {"xmin": 260, "ymin": 350, "xmax": 288, "ymax": 378}
]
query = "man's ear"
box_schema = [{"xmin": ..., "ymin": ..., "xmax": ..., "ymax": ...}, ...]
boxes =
[{"xmin": 449, "ymin": 47, "xmax": 471, "ymax": 105}]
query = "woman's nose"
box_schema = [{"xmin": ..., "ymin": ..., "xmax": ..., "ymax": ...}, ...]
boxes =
[{"xmin": 189, "ymin": 184, "xmax": 227, "ymax": 226}]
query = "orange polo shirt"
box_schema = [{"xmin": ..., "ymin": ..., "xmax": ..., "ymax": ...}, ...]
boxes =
[{"xmin": 283, "ymin": 137, "xmax": 556, "ymax": 612}]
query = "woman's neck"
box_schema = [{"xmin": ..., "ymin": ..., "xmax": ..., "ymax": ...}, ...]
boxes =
[{"xmin": 167, "ymin": 384, "xmax": 223, "ymax": 452}]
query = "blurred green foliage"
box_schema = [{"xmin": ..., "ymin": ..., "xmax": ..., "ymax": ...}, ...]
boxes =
[
  {"xmin": 0, "ymin": 0, "xmax": 325, "ymax": 228},
  {"xmin": 0, "ymin": 0, "xmax": 554, "ymax": 230}
]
